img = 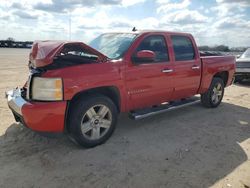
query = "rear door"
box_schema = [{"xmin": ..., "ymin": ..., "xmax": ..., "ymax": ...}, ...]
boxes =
[
  {"xmin": 170, "ymin": 35, "xmax": 201, "ymax": 99},
  {"xmin": 125, "ymin": 34, "xmax": 174, "ymax": 110}
]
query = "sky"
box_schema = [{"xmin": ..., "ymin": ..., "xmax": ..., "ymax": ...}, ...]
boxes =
[{"xmin": 0, "ymin": 0, "xmax": 250, "ymax": 47}]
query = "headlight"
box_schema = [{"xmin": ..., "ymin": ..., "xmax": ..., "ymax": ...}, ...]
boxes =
[{"xmin": 31, "ymin": 77, "xmax": 63, "ymax": 101}]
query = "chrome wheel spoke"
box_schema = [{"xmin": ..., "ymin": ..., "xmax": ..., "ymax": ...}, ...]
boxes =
[
  {"xmin": 214, "ymin": 95, "xmax": 219, "ymax": 103},
  {"xmin": 216, "ymin": 84, "xmax": 221, "ymax": 90},
  {"xmin": 81, "ymin": 121, "xmax": 93, "ymax": 133},
  {"xmin": 91, "ymin": 127, "xmax": 100, "ymax": 139},
  {"xmin": 86, "ymin": 107, "xmax": 96, "ymax": 119},
  {"xmin": 217, "ymin": 91, "xmax": 222, "ymax": 96},
  {"xmin": 100, "ymin": 119, "xmax": 112, "ymax": 128},
  {"xmin": 212, "ymin": 94, "xmax": 216, "ymax": 102},
  {"xmin": 98, "ymin": 106, "xmax": 109, "ymax": 118}
]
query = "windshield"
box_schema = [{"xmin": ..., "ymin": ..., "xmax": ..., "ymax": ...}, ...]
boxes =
[
  {"xmin": 240, "ymin": 48, "xmax": 250, "ymax": 59},
  {"xmin": 89, "ymin": 33, "xmax": 137, "ymax": 59}
]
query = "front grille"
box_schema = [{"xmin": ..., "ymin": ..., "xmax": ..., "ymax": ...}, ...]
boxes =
[
  {"xmin": 26, "ymin": 75, "xmax": 32, "ymax": 100},
  {"xmin": 20, "ymin": 88, "xmax": 27, "ymax": 99}
]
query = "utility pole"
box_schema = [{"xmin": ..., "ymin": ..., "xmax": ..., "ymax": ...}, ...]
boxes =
[{"xmin": 69, "ymin": 11, "xmax": 71, "ymax": 41}]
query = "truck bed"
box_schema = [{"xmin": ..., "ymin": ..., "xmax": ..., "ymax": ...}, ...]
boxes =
[{"xmin": 199, "ymin": 55, "xmax": 236, "ymax": 93}]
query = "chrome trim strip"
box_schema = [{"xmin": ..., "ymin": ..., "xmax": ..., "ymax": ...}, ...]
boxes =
[
  {"xmin": 26, "ymin": 75, "xmax": 32, "ymax": 100},
  {"xmin": 162, "ymin": 69, "xmax": 173, "ymax": 73},
  {"xmin": 6, "ymin": 89, "xmax": 27, "ymax": 115},
  {"xmin": 192, "ymin": 65, "xmax": 200, "ymax": 70}
]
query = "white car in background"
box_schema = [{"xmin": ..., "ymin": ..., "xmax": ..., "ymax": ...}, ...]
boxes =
[{"xmin": 235, "ymin": 48, "xmax": 250, "ymax": 82}]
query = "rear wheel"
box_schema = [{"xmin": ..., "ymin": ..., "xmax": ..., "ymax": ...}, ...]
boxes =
[
  {"xmin": 201, "ymin": 77, "xmax": 224, "ymax": 108},
  {"xmin": 68, "ymin": 94, "xmax": 118, "ymax": 148}
]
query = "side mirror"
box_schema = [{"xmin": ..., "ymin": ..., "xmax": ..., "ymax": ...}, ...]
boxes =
[{"xmin": 132, "ymin": 50, "xmax": 156, "ymax": 63}]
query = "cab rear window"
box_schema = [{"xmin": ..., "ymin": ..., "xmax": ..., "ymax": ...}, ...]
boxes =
[{"xmin": 171, "ymin": 36, "xmax": 195, "ymax": 61}]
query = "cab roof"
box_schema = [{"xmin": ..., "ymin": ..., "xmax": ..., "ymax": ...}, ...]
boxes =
[{"xmin": 103, "ymin": 30, "xmax": 192, "ymax": 36}]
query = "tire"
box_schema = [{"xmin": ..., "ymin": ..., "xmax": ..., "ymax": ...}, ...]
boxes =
[
  {"xmin": 68, "ymin": 94, "xmax": 118, "ymax": 148},
  {"xmin": 201, "ymin": 77, "xmax": 224, "ymax": 108}
]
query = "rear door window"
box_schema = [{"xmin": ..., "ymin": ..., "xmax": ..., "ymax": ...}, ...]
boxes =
[{"xmin": 171, "ymin": 36, "xmax": 195, "ymax": 61}]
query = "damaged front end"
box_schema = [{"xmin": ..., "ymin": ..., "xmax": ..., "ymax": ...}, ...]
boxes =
[
  {"xmin": 6, "ymin": 40, "xmax": 107, "ymax": 132},
  {"xmin": 29, "ymin": 40, "xmax": 108, "ymax": 71}
]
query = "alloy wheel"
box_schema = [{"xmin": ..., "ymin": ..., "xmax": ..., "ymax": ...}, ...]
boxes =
[{"xmin": 80, "ymin": 104, "xmax": 112, "ymax": 140}]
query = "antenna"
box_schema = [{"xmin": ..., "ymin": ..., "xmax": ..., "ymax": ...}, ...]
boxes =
[{"xmin": 132, "ymin": 27, "xmax": 137, "ymax": 32}]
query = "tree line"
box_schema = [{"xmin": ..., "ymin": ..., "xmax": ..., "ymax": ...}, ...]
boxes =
[
  {"xmin": 198, "ymin": 45, "xmax": 248, "ymax": 52},
  {"xmin": 0, "ymin": 37, "xmax": 248, "ymax": 52},
  {"xmin": 0, "ymin": 37, "xmax": 33, "ymax": 48}
]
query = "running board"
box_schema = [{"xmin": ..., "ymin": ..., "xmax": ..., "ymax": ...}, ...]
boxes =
[{"xmin": 129, "ymin": 97, "xmax": 200, "ymax": 120}]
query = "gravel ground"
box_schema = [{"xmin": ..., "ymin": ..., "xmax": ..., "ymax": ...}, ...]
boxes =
[{"xmin": 0, "ymin": 48, "xmax": 250, "ymax": 188}]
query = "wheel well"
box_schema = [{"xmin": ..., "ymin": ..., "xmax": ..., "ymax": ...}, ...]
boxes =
[
  {"xmin": 69, "ymin": 86, "xmax": 120, "ymax": 112},
  {"xmin": 214, "ymin": 71, "xmax": 228, "ymax": 86}
]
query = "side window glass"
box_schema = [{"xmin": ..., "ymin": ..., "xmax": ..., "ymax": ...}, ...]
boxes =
[
  {"xmin": 171, "ymin": 36, "xmax": 195, "ymax": 61},
  {"xmin": 136, "ymin": 35, "xmax": 169, "ymax": 62}
]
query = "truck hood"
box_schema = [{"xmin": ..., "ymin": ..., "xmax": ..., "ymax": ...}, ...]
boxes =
[{"xmin": 29, "ymin": 40, "xmax": 108, "ymax": 68}]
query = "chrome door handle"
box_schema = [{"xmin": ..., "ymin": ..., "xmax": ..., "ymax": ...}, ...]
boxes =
[
  {"xmin": 192, "ymin": 65, "xmax": 200, "ymax": 70},
  {"xmin": 162, "ymin": 69, "xmax": 173, "ymax": 73}
]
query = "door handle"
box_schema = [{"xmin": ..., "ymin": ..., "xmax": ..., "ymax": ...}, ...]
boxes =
[
  {"xmin": 162, "ymin": 69, "xmax": 173, "ymax": 73},
  {"xmin": 192, "ymin": 65, "xmax": 200, "ymax": 70}
]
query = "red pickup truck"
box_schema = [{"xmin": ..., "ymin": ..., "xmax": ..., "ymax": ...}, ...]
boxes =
[{"xmin": 6, "ymin": 30, "xmax": 235, "ymax": 147}]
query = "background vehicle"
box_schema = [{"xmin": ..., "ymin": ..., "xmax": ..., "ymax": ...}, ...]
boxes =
[
  {"xmin": 235, "ymin": 48, "xmax": 250, "ymax": 82},
  {"xmin": 199, "ymin": 51, "xmax": 222, "ymax": 56},
  {"xmin": 6, "ymin": 30, "xmax": 235, "ymax": 147}
]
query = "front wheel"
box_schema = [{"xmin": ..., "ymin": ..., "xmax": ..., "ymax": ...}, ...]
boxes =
[
  {"xmin": 201, "ymin": 78, "xmax": 225, "ymax": 108},
  {"xmin": 68, "ymin": 94, "xmax": 118, "ymax": 148}
]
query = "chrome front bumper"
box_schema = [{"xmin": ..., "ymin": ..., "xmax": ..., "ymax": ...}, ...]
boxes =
[{"xmin": 5, "ymin": 89, "xmax": 27, "ymax": 115}]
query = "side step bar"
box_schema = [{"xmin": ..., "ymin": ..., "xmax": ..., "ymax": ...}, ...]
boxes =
[{"xmin": 129, "ymin": 97, "xmax": 200, "ymax": 120}]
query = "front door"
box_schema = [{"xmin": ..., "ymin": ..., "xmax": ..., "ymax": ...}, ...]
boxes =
[{"xmin": 125, "ymin": 35, "xmax": 174, "ymax": 110}]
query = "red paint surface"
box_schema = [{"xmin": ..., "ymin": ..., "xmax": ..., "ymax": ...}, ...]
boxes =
[{"xmin": 21, "ymin": 101, "xmax": 67, "ymax": 132}]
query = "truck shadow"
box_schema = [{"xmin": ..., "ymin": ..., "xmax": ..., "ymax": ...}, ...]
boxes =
[
  {"xmin": 234, "ymin": 79, "xmax": 250, "ymax": 87},
  {"xmin": 0, "ymin": 102, "xmax": 249, "ymax": 187}
]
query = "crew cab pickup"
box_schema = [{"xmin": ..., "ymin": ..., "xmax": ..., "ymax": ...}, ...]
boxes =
[{"xmin": 6, "ymin": 31, "xmax": 235, "ymax": 147}]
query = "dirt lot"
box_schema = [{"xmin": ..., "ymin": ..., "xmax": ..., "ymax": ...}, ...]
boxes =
[{"xmin": 0, "ymin": 48, "xmax": 250, "ymax": 188}]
